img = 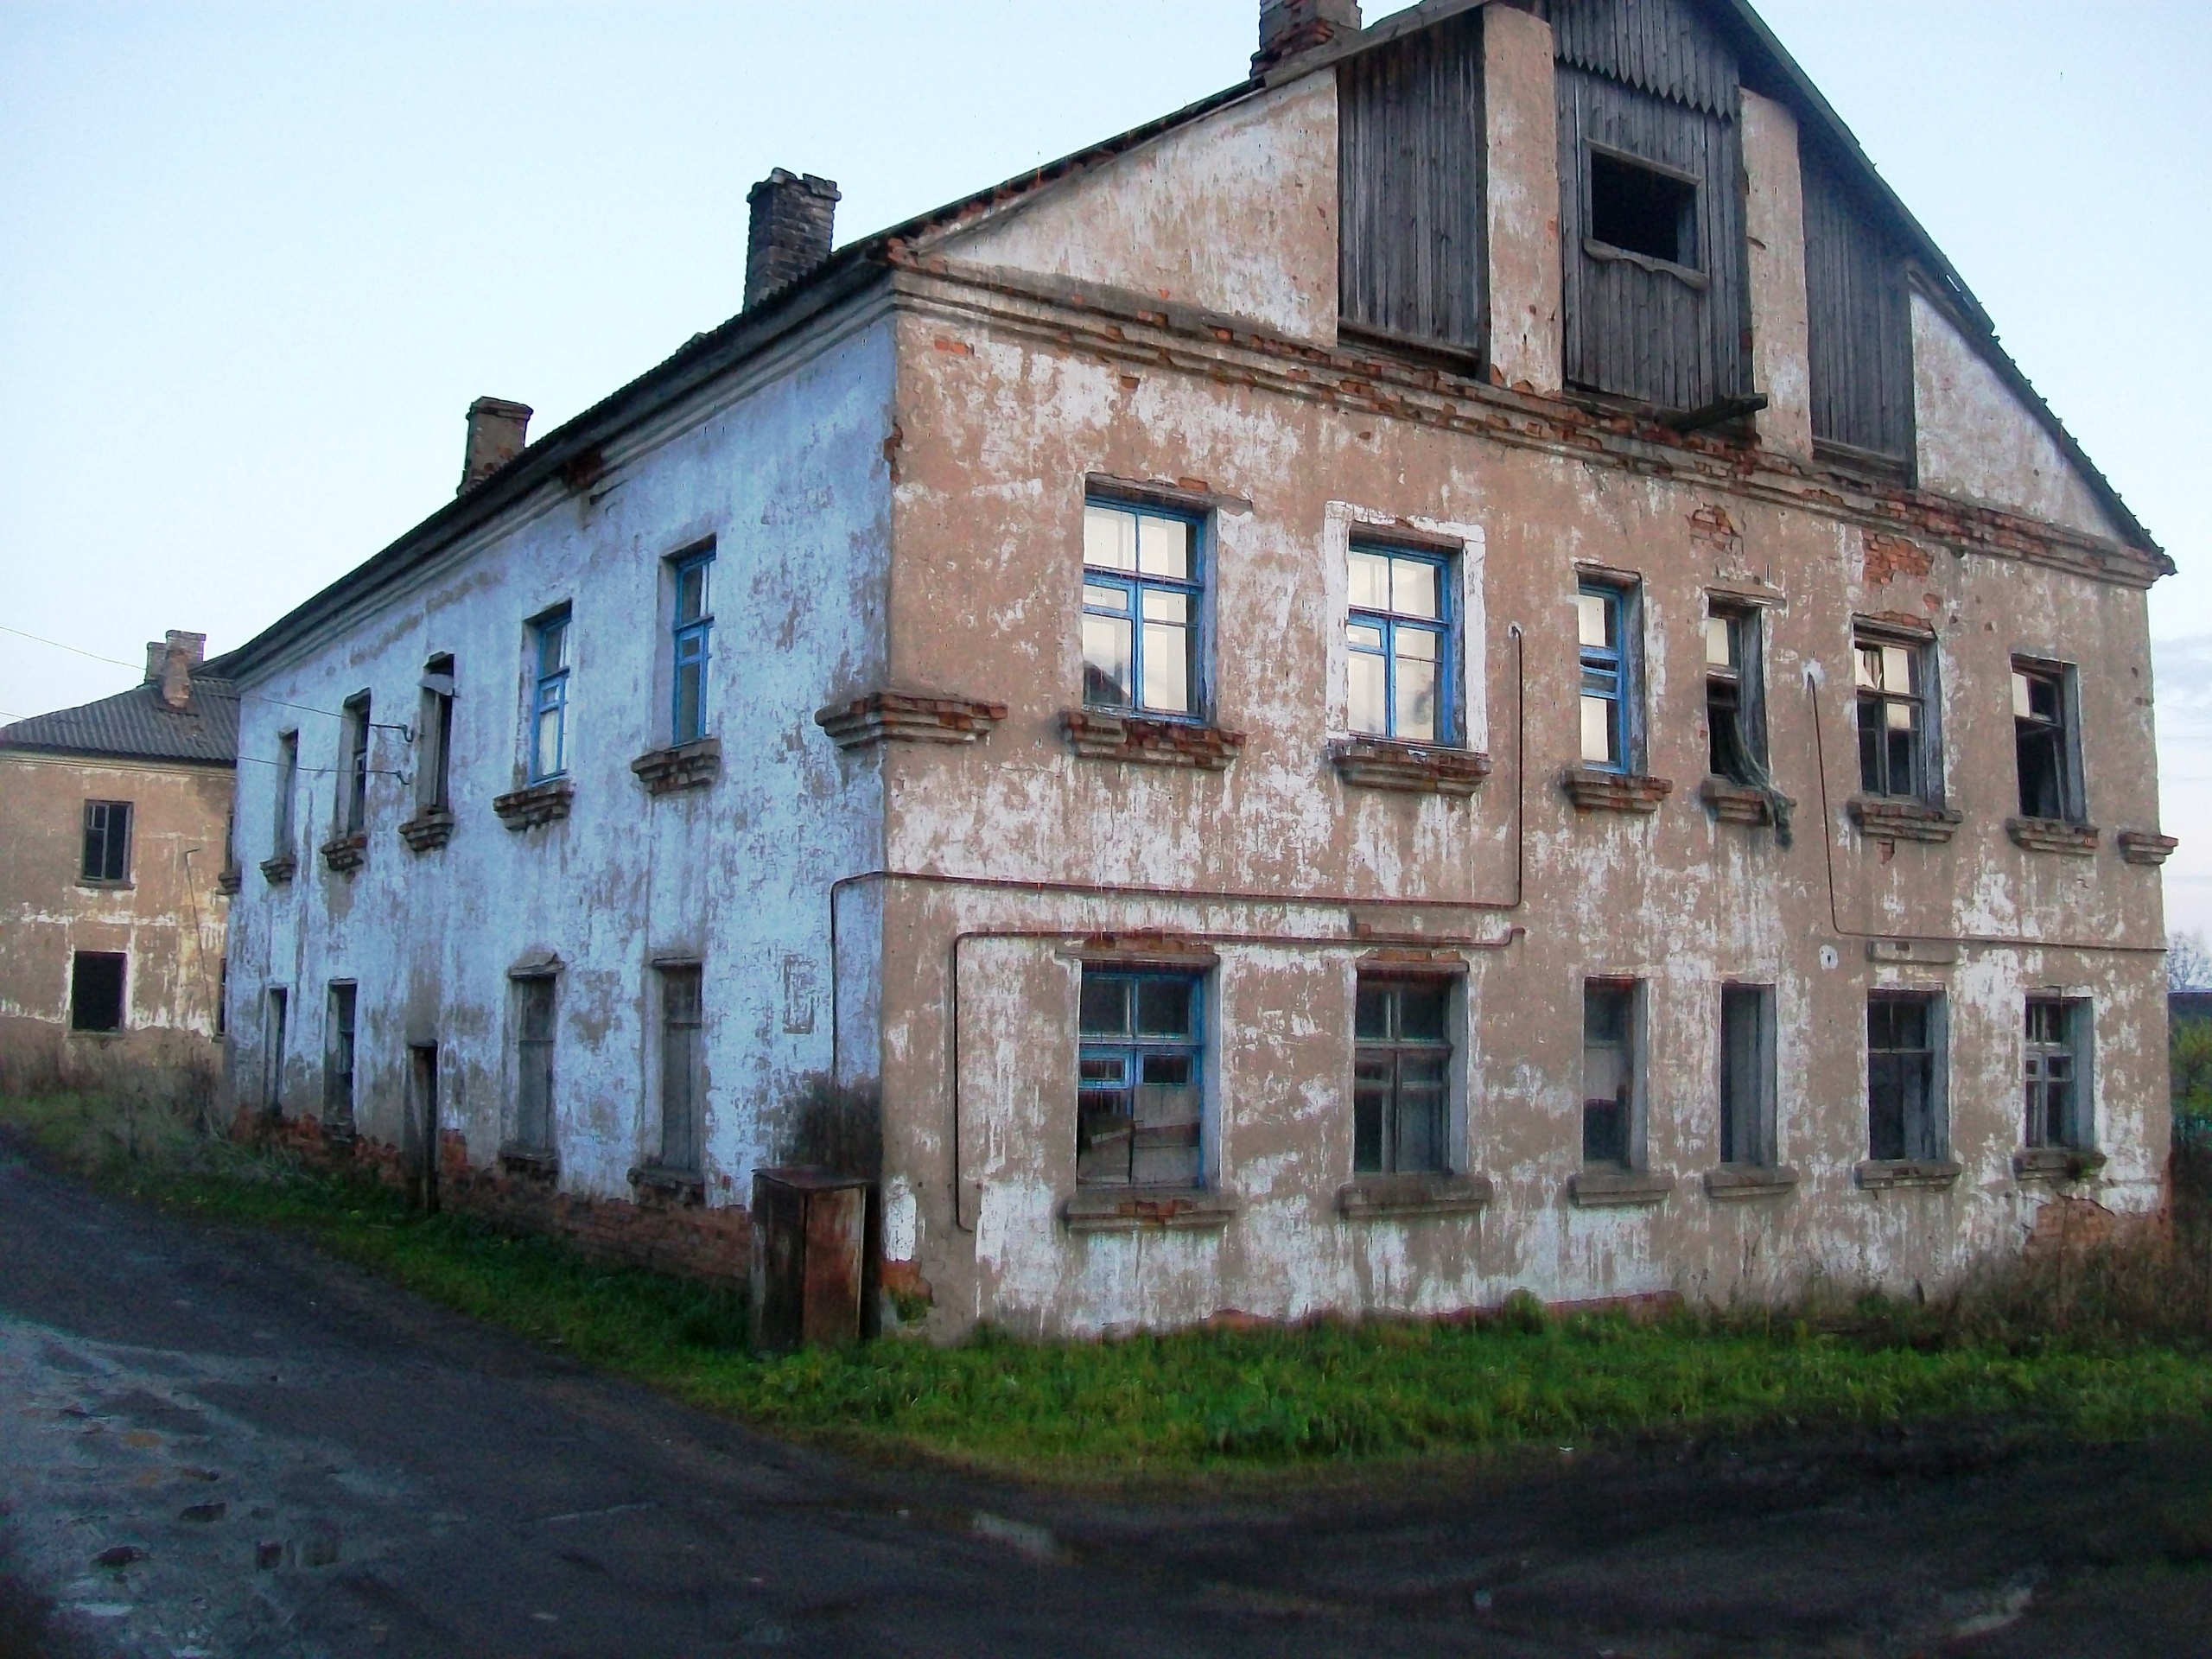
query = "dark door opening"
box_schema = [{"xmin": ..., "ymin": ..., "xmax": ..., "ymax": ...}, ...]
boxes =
[{"xmin": 408, "ymin": 1043, "xmax": 441, "ymax": 1213}]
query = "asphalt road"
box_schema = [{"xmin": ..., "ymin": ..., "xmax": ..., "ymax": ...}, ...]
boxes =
[{"xmin": 3, "ymin": 1141, "xmax": 2209, "ymax": 1659}]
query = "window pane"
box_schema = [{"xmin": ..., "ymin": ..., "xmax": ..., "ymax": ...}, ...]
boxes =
[
  {"xmin": 2028, "ymin": 675, "xmax": 2061, "ymax": 723},
  {"xmin": 677, "ymin": 562, "xmax": 709, "ymax": 624},
  {"xmin": 1856, "ymin": 646, "xmax": 1882, "ymax": 690},
  {"xmin": 1348, "ymin": 653, "xmax": 1389, "ymax": 736},
  {"xmin": 1885, "ymin": 698, "xmax": 1916, "ymax": 733},
  {"xmin": 1084, "ymin": 583, "xmax": 1128, "ymax": 614},
  {"xmin": 1141, "ymin": 1052, "xmax": 1192, "ymax": 1086},
  {"xmin": 1706, "ymin": 616, "xmax": 1736, "ymax": 668},
  {"xmin": 1079, "ymin": 976, "xmax": 1128, "ymax": 1036},
  {"xmin": 1577, "ymin": 591, "xmax": 1613, "ymax": 649},
  {"xmin": 1135, "ymin": 977, "xmax": 1192, "ymax": 1037},
  {"xmin": 1140, "ymin": 620, "xmax": 1192, "ymax": 713},
  {"xmin": 1585, "ymin": 985, "xmax": 1630, "ymax": 1043},
  {"xmin": 1580, "ymin": 695, "xmax": 1616, "ymax": 765},
  {"xmin": 1136, "ymin": 516, "xmax": 1190, "ymax": 580},
  {"xmin": 1084, "ymin": 505, "xmax": 1137, "ymax": 571},
  {"xmin": 1881, "ymin": 645, "xmax": 1914, "ymax": 695},
  {"xmin": 674, "ymin": 658, "xmax": 704, "ymax": 744},
  {"xmin": 1355, "ymin": 982, "xmax": 1392, "ymax": 1040},
  {"xmin": 1141, "ymin": 588, "xmax": 1187, "ymax": 625},
  {"xmin": 1398, "ymin": 981, "xmax": 1449, "ymax": 1041},
  {"xmin": 1391, "ymin": 558, "xmax": 1439, "ymax": 620},
  {"xmin": 1885, "ymin": 727, "xmax": 1916, "ymax": 797},
  {"xmin": 539, "ymin": 619, "xmax": 568, "ymax": 676},
  {"xmin": 1082, "ymin": 615, "xmax": 1134, "ymax": 708},
  {"xmin": 1395, "ymin": 656, "xmax": 1437, "ymax": 742},
  {"xmin": 1396, "ymin": 626, "xmax": 1439, "ymax": 662},
  {"xmin": 534, "ymin": 705, "xmax": 564, "ymax": 779},
  {"xmin": 2012, "ymin": 671, "xmax": 2033, "ymax": 720},
  {"xmin": 1353, "ymin": 1077, "xmax": 1386, "ymax": 1174},
  {"xmin": 1349, "ymin": 551, "xmax": 1390, "ymax": 611},
  {"xmin": 1347, "ymin": 622, "xmax": 1385, "ymax": 652}
]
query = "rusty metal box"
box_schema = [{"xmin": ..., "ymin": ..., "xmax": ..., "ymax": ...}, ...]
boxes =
[{"xmin": 750, "ymin": 1167, "xmax": 869, "ymax": 1352}]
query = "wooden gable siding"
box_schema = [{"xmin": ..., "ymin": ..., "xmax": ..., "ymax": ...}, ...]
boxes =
[
  {"xmin": 1557, "ymin": 64, "xmax": 1749, "ymax": 412},
  {"xmin": 1551, "ymin": 0, "xmax": 1738, "ymax": 121},
  {"xmin": 1338, "ymin": 9, "xmax": 1488, "ymax": 359},
  {"xmin": 1802, "ymin": 144, "xmax": 1915, "ymax": 468}
]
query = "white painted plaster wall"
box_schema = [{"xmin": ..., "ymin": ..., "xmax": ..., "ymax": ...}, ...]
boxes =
[{"xmin": 224, "ymin": 309, "xmax": 896, "ymax": 1206}]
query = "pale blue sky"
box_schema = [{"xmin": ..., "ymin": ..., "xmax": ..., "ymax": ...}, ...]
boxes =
[{"xmin": 3, "ymin": 1, "xmax": 2207, "ymax": 919}]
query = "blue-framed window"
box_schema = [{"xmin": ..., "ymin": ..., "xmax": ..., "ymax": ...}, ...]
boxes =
[
  {"xmin": 1354, "ymin": 976, "xmax": 1452, "ymax": 1175},
  {"xmin": 1081, "ymin": 500, "xmax": 1203, "ymax": 718},
  {"xmin": 1348, "ymin": 543, "xmax": 1453, "ymax": 744},
  {"xmin": 670, "ymin": 550, "xmax": 714, "ymax": 746},
  {"xmin": 1576, "ymin": 582, "xmax": 1635, "ymax": 771},
  {"xmin": 529, "ymin": 607, "xmax": 572, "ymax": 783},
  {"xmin": 1077, "ymin": 969, "xmax": 1204, "ymax": 1188}
]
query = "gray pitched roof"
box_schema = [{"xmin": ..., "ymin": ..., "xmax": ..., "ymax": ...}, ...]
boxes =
[{"xmin": 0, "ymin": 673, "xmax": 239, "ymax": 766}]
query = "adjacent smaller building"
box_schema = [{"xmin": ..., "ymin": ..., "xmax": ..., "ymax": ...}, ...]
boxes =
[{"xmin": 0, "ymin": 632, "xmax": 238, "ymax": 1102}]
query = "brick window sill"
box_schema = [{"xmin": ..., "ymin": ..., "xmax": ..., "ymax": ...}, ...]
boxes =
[
  {"xmin": 1063, "ymin": 1185, "xmax": 1239, "ymax": 1233},
  {"xmin": 817, "ymin": 691, "xmax": 1007, "ymax": 750},
  {"xmin": 75, "ymin": 878, "xmax": 135, "ymax": 893},
  {"xmin": 214, "ymin": 866, "xmax": 244, "ymax": 896},
  {"xmin": 1847, "ymin": 797, "xmax": 1962, "ymax": 844},
  {"xmin": 1061, "ymin": 709, "xmax": 1245, "ymax": 772},
  {"xmin": 1702, "ymin": 1165, "xmax": 1802, "ymax": 1201},
  {"xmin": 319, "ymin": 833, "xmax": 368, "ymax": 875},
  {"xmin": 2006, "ymin": 817, "xmax": 2100, "ymax": 856},
  {"xmin": 493, "ymin": 779, "xmax": 575, "ymax": 831},
  {"xmin": 500, "ymin": 1144, "xmax": 559, "ymax": 1180},
  {"xmin": 1562, "ymin": 768, "xmax": 1673, "ymax": 816},
  {"xmin": 1330, "ymin": 737, "xmax": 1491, "ymax": 798},
  {"xmin": 2118, "ymin": 830, "xmax": 2179, "ymax": 868},
  {"xmin": 2013, "ymin": 1147, "xmax": 2106, "ymax": 1185},
  {"xmin": 1338, "ymin": 1172, "xmax": 1494, "ymax": 1219},
  {"xmin": 628, "ymin": 1164, "xmax": 706, "ymax": 1206},
  {"xmin": 1568, "ymin": 1168, "xmax": 1675, "ymax": 1208},
  {"xmin": 1854, "ymin": 1159, "xmax": 1963, "ymax": 1192},
  {"xmin": 1700, "ymin": 776, "xmax": 1792, "ymax": 829},
  {"xmin": 259, "ymin": 854, "xmax": 297, "ymax": 887},
  {"xmin": 631, "ymin": 737, "xmax": 722, "ymax": 796},
  {"xmin": 398, "ymin": 807, "xmax": 456, "ymax": 853}
]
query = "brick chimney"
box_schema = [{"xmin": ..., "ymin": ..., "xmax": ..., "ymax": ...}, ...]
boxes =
[
  {"xmin": 459, "ymin": 397, "xmax": 533, "ymax": 494},
  {"xmin": 1255, "ymin": 0, "xmax": 1362, "ymax": 73},
  {"xmin": 745, "ymin": 169, "xmax": 842, "ymax": 309},
  {"xmin": 145, "ymin": 630, "xmax": 207, "ymax": 710}
]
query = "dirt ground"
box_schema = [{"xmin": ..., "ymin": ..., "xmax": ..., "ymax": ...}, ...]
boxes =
[{"xmin": 3, "ymin": 1141, "xmax": 2209, "ymax": 1659}]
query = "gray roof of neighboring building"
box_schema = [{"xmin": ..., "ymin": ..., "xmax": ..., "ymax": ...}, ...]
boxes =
[{"xmin": 0, "ymin": 668, "xmax": 241, "ymax": 766}]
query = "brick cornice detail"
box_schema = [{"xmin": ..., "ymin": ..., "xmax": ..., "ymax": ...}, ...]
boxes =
[
  {"xmin": 493, "ymin": 779, "xmax": 575, "ymax": 831},
  {"xmin": 398, "ymin": 807, "xmax": 456, "ymax": 852},
  {"xmin": 213, "ymin": 865, "xmax": 244, "ymax": 897},
  {"xmin": 2117, "ymin": 830, "xmax": 2179, "ymax": 868},
  {"xmin": 1330, "ymin": 737, "xmax": 1491, "ymax": 797},
  {"xmin": 258, "ymin": 853, "xmax": 297, "ymax": 886},
  {"xmin": 816, "ymin": 691, "xmax": 1007, "ymax": 750},
  {"xmin": 1700, "ymin": 776, "xmax": 1792, "ymax": 828},
  {"xmin": 1060, "ymin": 709, "xmax": 1245, "ymax": 771},
  {"xmin": 319, "ymin": 832, "xmax": 367, "ymax": 875},
  {"xmin": 631, "ymin": 736, "xmax": 722, "ymax": 794},
  {"xmin": 1847, "ymin": 796, "xmax": 1963, "ymax": 844},
  {"xmin": 1562, "ymin": 768, "xmax": 1672, "ymax": 815},
  {"xmin": 2005, "ymin": 816, "xmax": 2101, "ymax": 856}
]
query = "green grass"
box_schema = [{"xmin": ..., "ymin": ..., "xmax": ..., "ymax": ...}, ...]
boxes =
[{"xmin": 8, "ymin": 1090, "xmax": 2212, "ymax": 1480}]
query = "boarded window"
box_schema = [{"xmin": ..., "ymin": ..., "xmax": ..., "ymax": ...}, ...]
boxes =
[
  {"xmin": 81, "ymin": 800, "xmax": 131, "ymax": 884},
  {"xmin": 1582, "ymin": 982, "xmax": 1636, "ymax": 1168},
  {"xmin": 325, "ymin": 982, "xmax": 358, "ymax": 1127},
  {"xmin": 1868, "ymin": 994, "xmax": 1944, "ymax": 1162},
  {"xmin": 1354, "ymin": 976, "xmax": 1452, "ymax": 1175},
  {"xmin": 1802, "ymin": 147, "xmax": 1914, "ymax": 469},
  {"xmin": 1718, "ymin": 985, "xmax": 1775, "ymax": 1167},
  {"xmin": 1338, "ymin": 8, "xmax": 1486, "ymax": 358},
  {"xmin": 70, "ymin": 952, "xmax": 126, "ymax": 1033},
  {"xmin": 1077, "ymin": 970, "xmax": 1204, "ymax": 1189},
  {"xmin": 514, "ymin": 976, "xmax": 556, "ymax": 1152},
  {"xmin": 658, "ymin": 965, "xmax": 705, "ymax": 1172}
]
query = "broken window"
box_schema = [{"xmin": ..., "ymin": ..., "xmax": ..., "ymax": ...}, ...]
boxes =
[
  {"xmin": 80, "ymin": 800, "xmax": 131, "ymax": 884},
  {"xmin": 264, "ymin": 987, "xmax": 289, "ymax": 1112},
  {"xmin": 339, "ymin": 693, "xmax": 372, "ymax": 836},
  {"xmin": 1348, "ymin": 544, "xmax": 1454, "ymax": 745},
  {"xmin": 1577, "ymin": 581, "xmax": 1638, "ymax": 771},
  {"xmin": 2012, "ymin": 663, "xmax": 2077, "ymax": 822},
  {"xmin": 273, "ymin": 730, "xmax": 299, "ymax": 855},
  {"xmin": 529, "ymin": 607, "xmax": 572, "ymax": 783},
  {"xmin": 670, "ymin": 548, "xmax": 715, "ymax": 746},
  {"xmin": 416, "ymin": 656, "xmax": 455, "ymax": 815},
  {"xmin": 2024, "ymin": 997, "xmax": 2090, "ymax": 1152},
  {"xmin": 325, "ymin": 982, "xmax": 358, "ymax": 1128},
  {"xmin": 69, "ymin": 952, "xmax": 125, "ymax": 1033},
  {"xmin": 1582, "ymin": 982, "xmax": 1637, "ymax": 1169},
  {"xmin": 513, "ymin": 975, "xmax": 556, "ymax": 1153},
  {"xmin": 1718, "ymin": 985, "xmax": 1776, "ymax": 1167},
  {"xmin": 1589, "ymin": 149, "xmax": 1699, "ymax": 270},
  {"xmin": 1077, "ymin": 969, "xmax": 1204, "ymax": 1189},
  {"xmin": 1081, "ymin": 501, "xmax": 1203, "ymax": 718},
  {"xmin": 1353, "ymin": 976, "xmax": 1452, "ymax": 1175},
  {"xmin": 1855, "ymin": 632, "xmax": 1931, "ymax": 800},
  {"xmin": 658, "ymin": 964, "xmax": 705, "ymax": 1173},
  {"xmin": 1867, "ymin": 993, "xmax": 1944, "ymax": 1162},
  {"xmin": 1705, "ymin": 607, "xmax": 1768, "ymax": 784}
]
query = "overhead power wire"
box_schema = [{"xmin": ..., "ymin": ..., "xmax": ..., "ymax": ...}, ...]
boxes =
[{"xmin": 0, "ymin": 622, "xmax": 361, "ymax": 724}]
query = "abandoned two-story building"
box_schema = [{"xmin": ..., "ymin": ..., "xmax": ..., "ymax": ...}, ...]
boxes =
[{"xmin": 220, "ymin": 0, "xmax": 2177, "ymax": 1336}]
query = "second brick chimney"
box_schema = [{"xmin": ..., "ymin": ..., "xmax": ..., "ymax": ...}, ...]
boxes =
[
  {"xmin": 1255, "ymin": 0, "xmax": 1362, "ymax": 73},
  {"xmin": 459, "ymin": 397, "xmax": 533, "ymax": 495},
  {"xmin": 745, "ymin": 169, "xmax": 842, "ymax": 310},
  {"xmin": 144, "ymin": 630, "xmax": 207, "ymax": 711}
]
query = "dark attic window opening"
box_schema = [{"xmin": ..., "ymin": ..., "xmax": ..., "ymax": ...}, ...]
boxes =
[{"xmin": 1590, "ymin": 152, "xmax": 1698, "ymax": 270}]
